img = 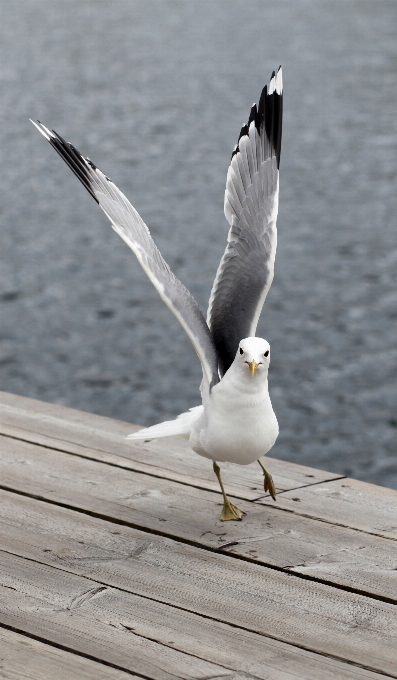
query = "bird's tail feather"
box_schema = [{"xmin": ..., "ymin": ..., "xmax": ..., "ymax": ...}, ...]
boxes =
[{"xmin": 127, "ymin": 405, "xmax": 203, "ymax": 441}]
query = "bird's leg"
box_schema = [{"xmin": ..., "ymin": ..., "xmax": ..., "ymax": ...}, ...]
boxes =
[
  {"xmin": 213, "ymin": 461, "xmax": 245, "ymax": 521},
  {"xmin": 258, "ymin": 459, "xmax": 277, "ymax": 501}
]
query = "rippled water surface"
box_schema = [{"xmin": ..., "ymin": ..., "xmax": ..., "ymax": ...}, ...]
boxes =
[{"xmin": 1, "ymin": 0, "xmax": 396, "ymax": 487}]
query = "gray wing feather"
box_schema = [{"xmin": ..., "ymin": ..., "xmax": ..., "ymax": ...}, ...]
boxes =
[
  {"xmin": 31, "ymin": 120, "xmax": 219, "ymax": 388},
  {"xmin": 207, "ymin": 67, "xmax": 283, "ymax": 376}
]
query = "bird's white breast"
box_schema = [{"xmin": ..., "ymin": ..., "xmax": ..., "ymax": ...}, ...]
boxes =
[{"xmin": 190, "ymin": 374, "xmax": 279, "ymax": 465}]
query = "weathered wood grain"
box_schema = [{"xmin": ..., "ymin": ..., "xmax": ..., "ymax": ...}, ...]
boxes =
[
  {"xmin": 1, "ymin": 493, "xmax": 397, "ymax": 670},
  {"xmin": 0, "ymin": 627, "xmax": 138, "ymax": 680},
  {"xmin": 257, "ymin": 479, "xmax": 397, "ymax": 539},
  {"xmin": 0, "ymin": 553, "xmax": 240, "ymax": 680},
  {"xmin": 1, "ymin": 487, "xmax": 396, "ymax": 603},
  {"xmin": 0, "ymin": 551, "xmax": 394, "ymax": 679},
  {"xmin": 1, "ymin": 436, "xmax": 396, "ymax": 600},
  {"xmin": 1, "ymin": 392, "xmax": 396, "ymax": 678},
  {"xmin": 3, "ymin": 485, "xmax": 397, "ymax": 636},
  {"xmin": 0, "ymin": 391, "xmax": 342, "ymax": 500}
]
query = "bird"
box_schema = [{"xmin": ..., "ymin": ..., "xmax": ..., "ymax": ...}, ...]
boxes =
[{"xmin": 31, "ymin": 66, "xmax": 283, "ymax": 521}]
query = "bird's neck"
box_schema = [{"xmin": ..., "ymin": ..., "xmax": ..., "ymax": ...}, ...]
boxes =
[{"xmin": 221, "ymin": 368, "xmax": 269, "ymax": 396}]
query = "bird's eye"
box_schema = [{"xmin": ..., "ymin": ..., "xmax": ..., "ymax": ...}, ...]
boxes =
[
  {"xmin": 239, "ymin": 347, "xmax": 244, "ymax": 355},
  {"xmin": 264, "ymin": 350, "xmax": 269, "ymax": 357}
]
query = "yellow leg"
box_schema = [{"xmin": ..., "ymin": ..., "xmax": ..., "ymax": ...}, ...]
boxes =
[
  {"xmin": 213, "ymin": 461, "xmax": 245, "ymax": 521},
  {"xmin": 258, "ymin": 459, "xmax": 277, "ymax": 501}
]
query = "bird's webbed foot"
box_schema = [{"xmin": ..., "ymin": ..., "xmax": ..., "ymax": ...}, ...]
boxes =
[
  {"xmin": 220, "ymin": 498, "xmax": 245, "ymax": 521},
  {"xmin": 258, "ymin": 460, "xmax": 277, "ymax": 501}
]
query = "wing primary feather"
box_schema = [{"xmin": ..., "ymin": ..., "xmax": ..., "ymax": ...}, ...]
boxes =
[
  {"xmin": 209, "ymin": 67, "xmax": 283, "ymax": 376},
  {"xmin": 31, "ymin": 119, "xmax": 219, "ymax": 388},
  {"xmin": 31, "ymin": 121, "xmax": 99, "ymax": 203}
]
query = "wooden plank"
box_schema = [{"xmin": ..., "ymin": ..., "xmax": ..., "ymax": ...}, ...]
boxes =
[
  {"xmin": 0, "ymin": 552, "xmax": 237, "ymax": 680},
  {"xmin": 0, "ymin": 550, "xmax": 392, "ymax": 680},
  {"xmin": 1, "ymin": 437, "xmax": 396, "ymax": 600},
  {"xmin": 0, "ymin": 391, "xmax": 342, "ymax": 500},
  {"xmin": 0, "ymin": 626, "xmax": 138, "ymax": 680},
  {"xmin": 256, "ymin": 479, "xmax": 397, "ymax": 539},
  {"xmin": 1, "ymin": 488, "xmax": 396, "ymax": 604},
  {"xmin": 2, "ymin": 488, "xmax": 396, "ymax": 645},
  {"xmin": 1, "ymin": 498, "xmax": 397, "ymax": 668},
  {"xmin": 2, "ymin": 487, "xmax": 396, "ymax": 635}
]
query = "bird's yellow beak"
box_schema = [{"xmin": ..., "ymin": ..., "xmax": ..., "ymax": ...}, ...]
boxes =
[{"xmin": 247, "ymin": 360, "xmax": 260, "ymax": 377}]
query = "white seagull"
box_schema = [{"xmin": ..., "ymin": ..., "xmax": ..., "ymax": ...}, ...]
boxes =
[{"xmin": 31, "ymin": 66, "xmax": 283, "ymax": 521}]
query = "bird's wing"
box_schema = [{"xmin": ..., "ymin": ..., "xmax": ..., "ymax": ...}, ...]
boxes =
[
  {"xmin": 31, "ymin": 121, "xmax": 219, "ymax": 388},
  {"xmin": 207, "ymin": 67, "xmax": 283, "ymax": 377}
]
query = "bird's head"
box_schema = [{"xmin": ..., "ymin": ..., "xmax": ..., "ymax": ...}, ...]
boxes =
[{"xmin": 234, "ymin": 337, "xmax": 271, "ymax": 380}]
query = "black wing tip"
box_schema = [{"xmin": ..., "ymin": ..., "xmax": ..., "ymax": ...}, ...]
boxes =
[
  {"xmin": 256, "ymin": 67, "xmax": 283, "ymax": 167},
  {"xmin": 264, "ymin": 66, "xmax": 283, "ymax": 168},
  {"xmin": 247, "ymin": 103, "xmax": 257, "ymax": 128},
  {"xmin": 232, "ymin": 66, "xmax": 283, "ymax": 168},
  {"xmin": 31, "ymin": 119, "xmax": 99, "ymax": 203}
]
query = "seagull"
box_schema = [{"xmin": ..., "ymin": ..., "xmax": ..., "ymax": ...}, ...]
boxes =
[{"xmin": 31, "ymin": 66, "xmax": 283, "ymax": 521}]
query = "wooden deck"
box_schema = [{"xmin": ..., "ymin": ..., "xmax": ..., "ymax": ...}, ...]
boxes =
[{"xmin": 0, "ymin": 390, "xmax": 396, "ymax": 679}]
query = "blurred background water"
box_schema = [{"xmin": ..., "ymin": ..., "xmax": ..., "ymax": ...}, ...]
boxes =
[{"xmin": 1, "ymin": 0, "xmax": 396, "ymax": 487}]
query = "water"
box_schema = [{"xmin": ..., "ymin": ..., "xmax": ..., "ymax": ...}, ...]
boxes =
[{"xmin": 1, "ymin": 0, "xmax": 396, "ymax": 487}]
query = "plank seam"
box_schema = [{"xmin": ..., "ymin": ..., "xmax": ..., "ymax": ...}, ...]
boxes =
[
  {"xmin": 0, "ymin": 429, "xmax": 342, "ymax": 500},
  {"xmin": 250, "ymin": 474, "xmax": 347, "ymax": 501},
  {"xmin": 1, "ymin": 435, "xmax": 393, "ymax": 541},
  {"xmin": 1, "ymin": 485, "xmax": 396, "ymax": 607},
  {"xmin": 252, "ymin": 499, "xmax": 397, "ymax": 542},
  {"xmin": 0, "ymin": 621, "xmax": 151, "ymax": 680},
  {"xmin": 0, "ymin": 556, "xmax": 394, "ymax": 680},
  {"xmin": 0, "ymin": 614, "xmax": 262, "ymax": 680},
  {"xmin": 91, "ymin": 622, "xmax": 265, "ymax": 680}
]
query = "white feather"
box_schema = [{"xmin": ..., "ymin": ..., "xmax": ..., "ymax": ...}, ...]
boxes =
[{"xmin": 127, "ymin": 406, "xmax": 203, "ymax": 441}]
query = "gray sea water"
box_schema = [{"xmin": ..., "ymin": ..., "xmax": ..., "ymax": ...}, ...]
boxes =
[{"xmin": 1, "ymin": 0, "xmax": 396, "ymax": 487}]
